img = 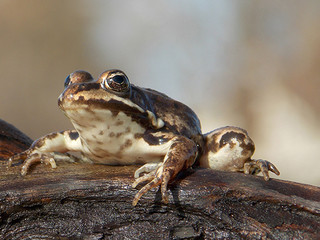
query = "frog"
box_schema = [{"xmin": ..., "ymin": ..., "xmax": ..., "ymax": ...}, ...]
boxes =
[{"xmin": 8, "ymin": 69, "xmax": 280, "ymax": 206}]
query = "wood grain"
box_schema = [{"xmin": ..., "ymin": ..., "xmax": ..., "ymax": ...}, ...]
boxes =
[{"xmin": 0, "ymin": 119, "xmax": 319, "ymax": 239}]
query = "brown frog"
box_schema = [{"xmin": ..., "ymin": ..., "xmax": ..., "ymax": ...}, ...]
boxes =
[{"xmin": 8, "ymin": 70, "xmax": 280, "ymax": 206}]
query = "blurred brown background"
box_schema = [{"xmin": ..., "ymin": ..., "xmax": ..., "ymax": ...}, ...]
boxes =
[{"xmin": 1, "ymin": 1, "xmax": 319, "ymax": 185}]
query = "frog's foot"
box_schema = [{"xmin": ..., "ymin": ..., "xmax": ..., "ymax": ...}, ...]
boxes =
[
  {"xmin": 8, "ymin": 130, "xmax": 82, "ymax": 176},
  {"xmin": 133, "ymin": 162, "xmax": 163, "ymax": 179},
  {"xmin": 132, "ymin": 165, "xmax": 167, "ymax": 206},
  {"xmin": 244, "ymin": 159, "xmax": 280, "ymax": 181},
  {"xmin": 8, "ymin": 150, "xmax": 57, "ymax": 176},
  {"xmin": 132, "ymin": 137, "xmax": 197, "ymax": 206},
  {"xmin": 8, "ymin": 149, "xmax": 79, "ymax": 176}
]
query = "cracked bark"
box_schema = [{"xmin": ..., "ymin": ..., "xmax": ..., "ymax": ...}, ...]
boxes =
[{"xmin": 0, "ymin": 119, "xmax": 319, "ymax": 239}]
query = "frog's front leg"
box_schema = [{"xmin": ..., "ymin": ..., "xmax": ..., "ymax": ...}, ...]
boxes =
[
  {"xmin": 132, "ymin": 136, "xmax": 197, "ymax": 206},
  {"xmin": 8, "ymin": 130, "xmax": 81, "ymax": 175}
]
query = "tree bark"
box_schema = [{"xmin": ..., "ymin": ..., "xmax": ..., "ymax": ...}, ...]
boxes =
[{"xmin": 0, "ymin": 119, "xmax": 319, "ymax": 239}]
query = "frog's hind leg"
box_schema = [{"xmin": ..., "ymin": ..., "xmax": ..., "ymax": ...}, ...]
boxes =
[
  {"xmin": 132, "ymin": 136, "xmax": 197, "ymax": 206},
  {"xmin": 200, "ymin": 126, "xmax": 280, "ymax": 180}
]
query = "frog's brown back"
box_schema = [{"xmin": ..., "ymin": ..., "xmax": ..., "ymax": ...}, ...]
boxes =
[{"xmin": 137, "ymin": 87, "xmax": 202, "ymax": 139}]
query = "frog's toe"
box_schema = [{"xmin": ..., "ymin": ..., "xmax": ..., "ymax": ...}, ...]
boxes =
[
  {"xmin": 132, "ymin": 166, "xmax": 173, "ymax": 206},
  {"xmin": 132, "ymin": 170, "xmax": 156, "ymax": 188},
  {"xmin": 132, "ymin": 176, "xmax": 162, "ymax": 206},
  {"xmin": 244, "ymin": 159, "xmax": 280, "ymax": 181},
  {"xmin": 20, "ymin": 153, "xmax": 57, "ymax": 176},
  {"xmin": 266, "ymin": 161, "xmax": 280, "ymax": 176},
  {"xmin": 134, "ymin": 162, "xmax": 162, "ymax": 179},
  {"xmin": 132, "ymin": 137, "xmax": 197, "ymax": 206},
  {"xmin": 7, "ymin": 150, "xmax": 31, "ymax": 167}
]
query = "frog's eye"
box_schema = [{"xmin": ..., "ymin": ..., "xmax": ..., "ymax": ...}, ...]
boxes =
[
  {"xmin": 102, "ymin": 73, "xmax": 131, "ymax": 94},
  {"xmin": 64, "ymin": 75, "xmax": 71, "ymax": 88},
  {"xmin": 64, "ymin": 71, "xmax": 94, "ymax": 88}
]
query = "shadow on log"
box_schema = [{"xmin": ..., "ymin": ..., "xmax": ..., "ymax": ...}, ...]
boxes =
[{"xmin": 0, "ymin": 119, "xmax": 319, "ymax": 239}]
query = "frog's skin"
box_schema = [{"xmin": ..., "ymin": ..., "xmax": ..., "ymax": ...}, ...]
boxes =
[{"xmin": 8, "ymin": 70, "xmax": 280, "ymax": 206}]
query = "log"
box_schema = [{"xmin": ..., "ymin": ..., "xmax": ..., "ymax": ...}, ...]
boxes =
[
  {"xmin": 0, "ymin": 119, "xmax": 33, "ymax": 160},
  {"xmin": 0, "ymin": 119, "xmax": 319, "ymax": 239}
]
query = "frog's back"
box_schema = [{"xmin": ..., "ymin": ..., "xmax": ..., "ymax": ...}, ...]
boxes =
[{"xmin": 134, "ymin": 86, "xmax": 202, "ymax": 139}]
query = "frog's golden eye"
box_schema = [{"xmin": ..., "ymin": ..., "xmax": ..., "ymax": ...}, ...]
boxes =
[{"xmin": 102, "ymin": 73, "xmax": 131, "ymax": 94}]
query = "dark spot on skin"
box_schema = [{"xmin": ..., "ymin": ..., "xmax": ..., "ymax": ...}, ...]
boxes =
[
  {"xmin": 163, "ymin": 168, "xmax": 175, "ymax": 177},
  {"xmin": 69, "ymin": 131, "xmax": 79, "ymax": 140},
  {"xmin": 32, "ymin": 139, "xmax": 44, "ymax": 148},
  {"xmin": 97, "ymin": 141, "xmax": 104, "ymax": 145},
  {"xmin": 110, "ymin": 110, "xmax": 119, "ymax": 117},
  {"xmin": 119, "ymin": 139, "xmax": 133, "ymax": 152},
  {"xmin": 48, "ymin": 132, "xmax": 60, "ymax": 140},
  {"xmin": 99, "ymin": 130, "xmax": 104, "ymax": 135},
  {"xmin": 218, "ymin": 130, "xmax": 255, "ymax": 157},
  {"xmin": 134, "ymin": 133, "xmax": 142, "ymax": 139},
  {"xmin": 125, "ymin": 139, "xmax": 132, "ymax": 147},
  {"xmin": 92, "ymin": 134, "xmax": 97, "ymax": 139},
  {"xmin": 116, "ymin": 132, "xmax": 123, "ymax": 138},
  {"xmin": 241, "ymin": 142, "xmax": 255, "ymax": 156},
  {"xmin": 109, "ymin": 132, "xmax": 115, "ymax": 137},
  {"xmin": 205, "ymin": 132, "xmax": 220, "ymax": 153},
  {"xmin": 143, "ymin": 132, "xmax": 169, "ymax": 145},
  {"xmin": 33, "ymin": 132, "xmax": 60, "ymax": 148},
  {"xmin": 115, "ymin": 120, "xmax": 124, "ymax": 126},
  {"xmin": 219, "ymin": 131, "xmax": 246, "ymax": 148}
]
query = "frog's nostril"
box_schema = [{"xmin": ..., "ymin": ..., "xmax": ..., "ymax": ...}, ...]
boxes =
[{"xmin": 57, "ymin": 96, "xmax": 62, "ymax": 106}]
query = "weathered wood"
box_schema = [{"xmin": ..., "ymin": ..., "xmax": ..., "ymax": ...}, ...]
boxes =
[
  {"xmin": 0, "ymin": 119, "xmax": 319, "ymax": 239},
  {"xmin": 0, "ymin": 119, "xmax": 33, "ymax": 160}
]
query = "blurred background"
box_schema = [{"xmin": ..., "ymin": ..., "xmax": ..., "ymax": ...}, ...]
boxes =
[{"xmin": 0, "ymin": 1, "xmax": 319, "ymax": 185}]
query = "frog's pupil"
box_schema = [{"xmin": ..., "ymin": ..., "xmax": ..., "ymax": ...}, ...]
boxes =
[
  {"xmin": 112, "ymin": 75, "xmax": 125, "ymax": 84},
  {"xmin": 107, "ymin": 75, "xmax": 129, "ymax": 92}
]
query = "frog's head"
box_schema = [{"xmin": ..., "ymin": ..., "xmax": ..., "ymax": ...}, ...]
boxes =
[
  {"xmin": 58, "ymin": 69, "xmax": 164, "ymax": 131},
  {"xmin": 58, "ymin": 69, "xmax": 140, "ymax": 112}
]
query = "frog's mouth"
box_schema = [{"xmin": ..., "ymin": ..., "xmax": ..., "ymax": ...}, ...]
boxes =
[
  {"xmin": 58, "ymin": 82, "xmax": 165, "ymax": 130},
  {"xmin": 58, "ymin": 82, "xmax": 145, "ymax": 110},
  {"xmin": 59, "ymin": 95, "xmax": 146, "ymax": 116}
]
